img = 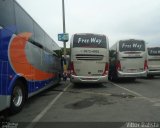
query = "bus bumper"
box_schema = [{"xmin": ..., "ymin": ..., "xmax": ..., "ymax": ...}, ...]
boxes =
[
  {"xmin": 117, "ymin": 71, "xmax": 147, "ymax": 78},
  {"xmin": 147, "ymin": 70, "xmax": 160, "ymax": 76},
  {"xmin": 0, "ymin": 95, "xmax": 10, "ymax": 112},
  {"xmin": 70, "ymin": 75, "xmax": 108, "ymax": 83}
]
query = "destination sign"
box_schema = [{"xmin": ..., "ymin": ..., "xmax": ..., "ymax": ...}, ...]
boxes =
[
  {"xmin": 119, "ymin": 40, "xmax": 145, "ymax": 52},
  {"xmin": 148, "ymin": 47, "xmax": 160, "ymax": 56},
  {"xmin": 73, "ymin": 34, "xmax": 107, "ymax": 48}
]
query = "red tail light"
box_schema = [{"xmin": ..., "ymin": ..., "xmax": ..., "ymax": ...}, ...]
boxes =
[
  {"xmin": 102, "ymin": 63, "xmax": 109, "ymax": 76},
  {"xmin": 116, "ymin": 60, "xmax": 121, "ymax": 71},
  {"xmin": 70, "ymin": 61, "xmax": 76, "ymax": 75},
  {"xmin": 144, "ymin": 60, "xmax": 148, "ymax": 70}
]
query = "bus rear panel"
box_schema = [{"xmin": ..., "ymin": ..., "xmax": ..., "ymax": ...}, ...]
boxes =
[
  {"xmin": 70, "ymin": 33, "xmax": 109, "ymax": 83},
  {"xmin": 147, "ymin": 47, "xmax": 160, "ymax": 77},
  {"xmin": 109, "ymin": 39, "xmax": 147, "ymax": 80}
]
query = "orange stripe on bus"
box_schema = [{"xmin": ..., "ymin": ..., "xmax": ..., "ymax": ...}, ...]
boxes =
[{"xmin": 9, "ymin": 33, "xmax": 55, "ymax": 81}]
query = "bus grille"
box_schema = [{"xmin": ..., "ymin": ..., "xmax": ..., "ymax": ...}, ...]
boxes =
[{"xmin": 76, "ymin": 54, "xmax": 104, "ymax": 60}]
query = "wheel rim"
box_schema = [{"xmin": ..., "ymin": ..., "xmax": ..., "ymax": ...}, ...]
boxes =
[{"xmin": 12, "ymin": 86, "xmax": 23, "ymax": 107}]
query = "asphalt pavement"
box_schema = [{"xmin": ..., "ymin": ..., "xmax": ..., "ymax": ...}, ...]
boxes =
[{"xmin": 3, "ymin": 77, "xmax": 160, "ymax": 128}]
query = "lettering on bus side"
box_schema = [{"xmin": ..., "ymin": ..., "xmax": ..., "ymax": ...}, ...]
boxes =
[
  {"xmin": 121, "ymin": 43, "xmax": 142, "ymax": 49},
  {"xmin": 148, "ymin": 47, "xmax": 160, "ymax": 55},
  {"xmin": 78, "ymin": 37, "xmax": 102, "ymax": 44},
  {"xmin": 150, "ymin": 50, "xmax": 159, "ymax": 54},
  {"xmin": 119, "ymin": 40, "xmax": 145, "ymax": 52},
  {"xmin": 73, "ymin": 34, "xmax": 107, "ymax": 48}
]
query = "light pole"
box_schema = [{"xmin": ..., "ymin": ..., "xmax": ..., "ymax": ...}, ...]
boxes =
[
  {"xmin": 62, "ymin": 0, "xmax": 66, "ymax": 59},
  {"xmin": 61, "ymin": 0, "xmax": 68, "ymax": 73}
]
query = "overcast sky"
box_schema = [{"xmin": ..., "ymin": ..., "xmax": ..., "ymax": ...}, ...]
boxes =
[{"xmin": 16, "ymin": 0, "xmax": 160, "ymax": 48}]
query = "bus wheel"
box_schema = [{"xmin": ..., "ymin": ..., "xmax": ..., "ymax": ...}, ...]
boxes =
[{"xmin": 10, "ymin": 80, "xmax": 25, "ymax": 114}]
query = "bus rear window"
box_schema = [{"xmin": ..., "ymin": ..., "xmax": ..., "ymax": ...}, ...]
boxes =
[
  {"xmin": 73, "ymin": 34, "xmax": 107, "ymax": 48},
  {"xmin": 119, "ymin": 40, "xmax": 145, "ymax": 52},
  {"xmin": 148, "ymin": 47, "xmax": 160, "ymax": 56}
]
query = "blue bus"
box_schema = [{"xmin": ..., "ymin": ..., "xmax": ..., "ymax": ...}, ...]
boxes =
[{"xmin": 0, "ymin": 0, "xmax": 61, "ymax": 114}]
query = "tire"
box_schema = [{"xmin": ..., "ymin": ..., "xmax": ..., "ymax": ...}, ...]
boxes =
[{"xmin": 10, "ymin": 80, "xmax": 25, "ymax": 114}]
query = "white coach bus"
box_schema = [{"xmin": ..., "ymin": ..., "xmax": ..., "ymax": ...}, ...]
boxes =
[
  {"xmin": 70, "ymin": 33, "xmax": 109, "ymax": 83},
  {"xmin": 109, "ymin": 39, "xmax": 147, "ymax": 81},
  {"xmin": 147, "ymin": 47, "xmax": 160, "ymax": 78}
]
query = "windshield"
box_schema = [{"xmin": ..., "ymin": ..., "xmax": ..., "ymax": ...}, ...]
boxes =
[
  {"xmin": 73, "ymin": 34, "xmax": 107, "ymax": 48},
  {"xmin": 119, "ymin": 40, "xmax": 145, "ymax": 52},
  {"xmin": 148, "ymin": 47, "xmax": 160, "ymax": 56}
]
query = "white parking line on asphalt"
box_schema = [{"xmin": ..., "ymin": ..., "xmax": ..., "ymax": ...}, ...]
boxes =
[
  {"xmin": 110, "ymin": 82, "xmax": 143, "ymax": 97},
  {"xmin": 110, "ymin": 82, "xmax": 160, "ymax": 104},
  {"xmin": 26, "ymin": 83, "xmax": 71, "ymax": 128},
  {"xmin": 153, "ymin": 103, "xmax": 160, "ymax": 107}
]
